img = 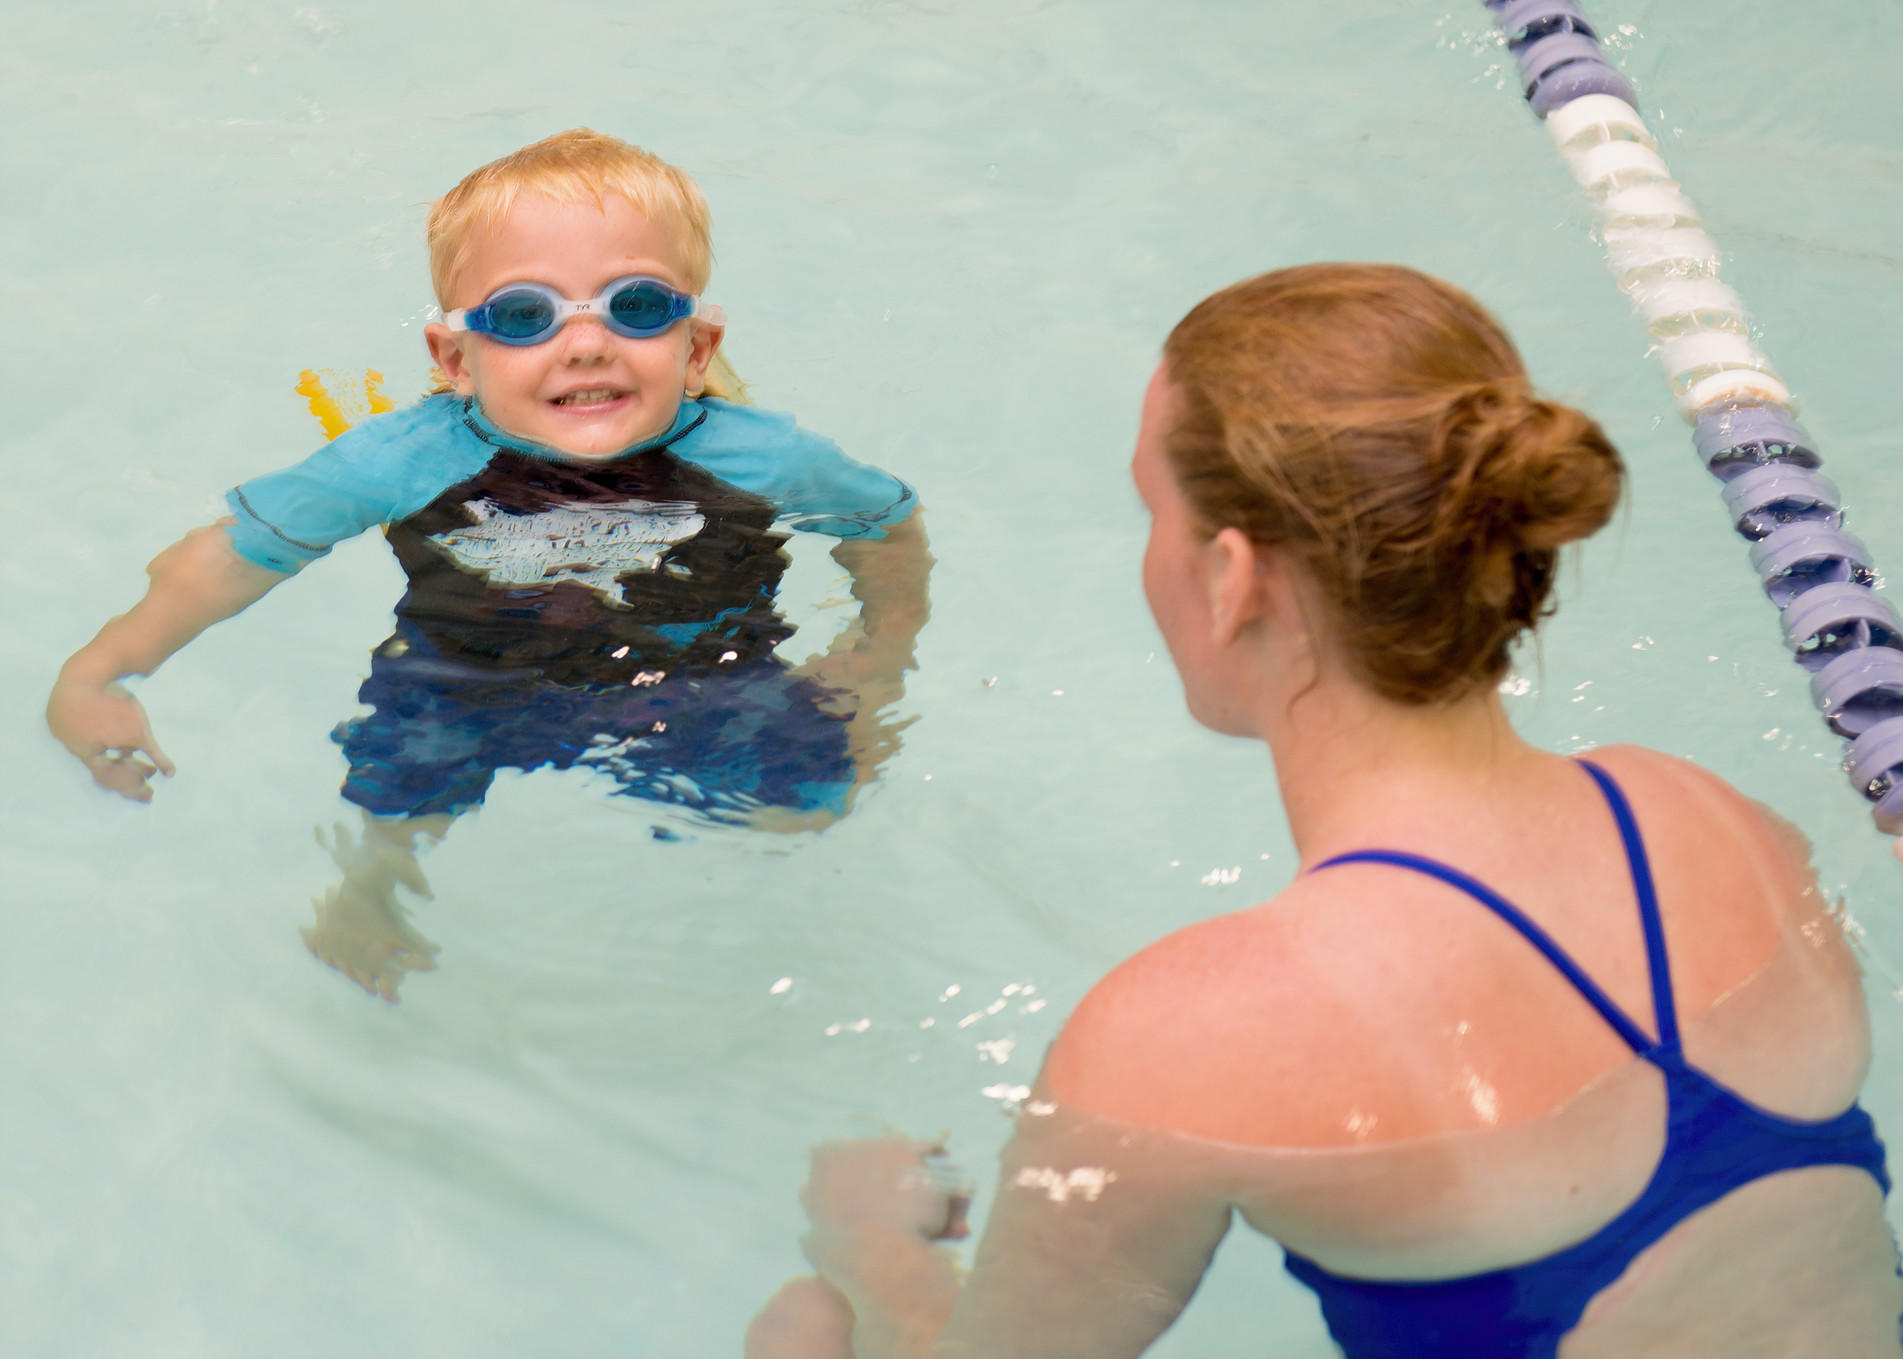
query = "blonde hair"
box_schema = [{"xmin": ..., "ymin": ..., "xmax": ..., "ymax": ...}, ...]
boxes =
[
  {"xmin": 1163, "ymin": 263, "xmax": 1623, "ymax": 705},
  {"xmin": 426, "ymin": 128, "xmax": 747, "ymax": 402}
]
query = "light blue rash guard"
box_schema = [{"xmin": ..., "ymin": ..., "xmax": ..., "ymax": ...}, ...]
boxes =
[
  {"xmin": 224, "ymin": 393, "xmax": 917, "ymax": 576},
  {"xmin": 219, "ymin": 392, "xmax": 918, "ymax": 821}
]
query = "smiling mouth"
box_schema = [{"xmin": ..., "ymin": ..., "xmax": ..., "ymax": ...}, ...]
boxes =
[{"xmin": 550, "ymin": 388, "xmax": 627, "ymax": 407}]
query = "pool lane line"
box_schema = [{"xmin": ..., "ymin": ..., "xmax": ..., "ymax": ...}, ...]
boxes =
[{"xmin": 1484, "ymin": 0, "xmax": 1903, "ymax": 835}]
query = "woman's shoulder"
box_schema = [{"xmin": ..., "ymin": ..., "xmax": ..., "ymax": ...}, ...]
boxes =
[
  {"xmin": 1579, "ymin": 744, "xmax": 1819, "ymax": 901},
  {"xmin": 1042, "ymin": 746, "xmax": 1831, "ymax": 1149},
  {"xmin": 1043, "ymin": 879, "xmax": 1389, "ymax": 1146}
]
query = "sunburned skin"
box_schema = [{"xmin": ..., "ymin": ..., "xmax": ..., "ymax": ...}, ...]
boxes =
[
  {"xmin": 930, "ymin": 926, "xmax": 1890, "ymax": 1358},
  {"xmin": 944, "ymin": 1059, "xmax": 1901, "ymax": 1359},
  {"xmin": 909, "ymin": 754, "xmax": 1894, "ymax": 1358}
]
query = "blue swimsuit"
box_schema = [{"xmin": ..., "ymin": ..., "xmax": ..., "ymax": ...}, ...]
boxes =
[{"xmin": 1283, "ymin": 760, "xmax": 1892, "ymax": 1358}]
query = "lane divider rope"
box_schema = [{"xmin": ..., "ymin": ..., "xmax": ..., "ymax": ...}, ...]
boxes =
[{"xmin": 1484, "ymin": 0, "xmax": 1903, "ymax": 834}]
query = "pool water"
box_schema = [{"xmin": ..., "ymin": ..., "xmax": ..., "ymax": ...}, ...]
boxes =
[{"xmin": 5, "ymin": 2, "xmax": 1903, "ymax": 1355}]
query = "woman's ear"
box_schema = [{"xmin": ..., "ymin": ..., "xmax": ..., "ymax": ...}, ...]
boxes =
[{"xmin": 1205, "ymin": 526, "xmax": 1266, "ymax": 645}]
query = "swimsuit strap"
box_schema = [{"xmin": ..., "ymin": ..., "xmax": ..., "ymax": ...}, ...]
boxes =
[
  {"xmin": 1314, "ymin": 848, "xmax": 1660, "ymax": 1056},
  {"xmin": 1574, "ymin": 758, "xmax": 1681, "ymax": 1054},
  {"xmin": 1313, "ymin": 760, "xmax": 1677, "ymax": 1059}
]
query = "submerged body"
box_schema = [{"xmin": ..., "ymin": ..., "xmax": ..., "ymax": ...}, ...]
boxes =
[
  {"xmin": 756, "ymin": 265, "xmax": 1899, "ymax": 1359},
  {"xmin": 47, "ymin": 130, "xmax": 934, "ymax": 998},
  {"xmin": 228, "ymin": 390, "xmax": 915, "ymax": 819},
  {"xmin": 983, "ymin": 745, "xmax": 1898, "ymax": 1357}
]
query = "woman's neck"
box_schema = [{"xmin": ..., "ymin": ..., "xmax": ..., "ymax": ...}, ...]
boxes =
[{"xmin": 1258, "ymin": 674, "xmax": 1543, "ymax": 864}]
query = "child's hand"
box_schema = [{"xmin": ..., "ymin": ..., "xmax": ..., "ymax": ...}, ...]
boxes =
[
  {"xmin": 46, "ymin": 676, "xmax": 175, "ymax": 802},
  {"xmin": 303, "ymin": 816, "xmax": 446, "ymax": 1002}
]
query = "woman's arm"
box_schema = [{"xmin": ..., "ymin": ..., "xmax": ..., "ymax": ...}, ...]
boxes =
[
  {"xmin": 46, "ymin": 520, "xmax": 287, "ymax": 799},
  {"xmin": 939, "ymin": 1108, "xmax": 1234, "ymax": 1359},
  {"xmin": 795, "ymin": 1107, "xmax": 1233, "ymax": 1359}
]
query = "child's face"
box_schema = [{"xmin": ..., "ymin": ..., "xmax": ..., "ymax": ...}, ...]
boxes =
[{"xmin": 424, "ymin": 193, "xmax": 722, "ymax": 461}]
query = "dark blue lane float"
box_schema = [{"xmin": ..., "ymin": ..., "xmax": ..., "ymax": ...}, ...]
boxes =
[{"xmin": 1483, "ymin": 0, "xmax": 1903, "ymax": 833}]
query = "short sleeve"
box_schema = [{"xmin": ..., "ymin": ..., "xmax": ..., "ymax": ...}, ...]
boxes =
[
  {"xmin": 670, "ymin": 399, "xmax": 918, "ymax": 540},
  {"xmin": 224, "ymin": 396, "xmax": 491, "ymax": 573}
]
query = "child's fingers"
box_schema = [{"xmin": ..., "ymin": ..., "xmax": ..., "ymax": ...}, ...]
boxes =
[
  {"xmin": 84, "ymin": 749, "xmax": 159, "ymax": 801},
  {"xmin": 391, "ymin": 853, "xmax": 433, "ymax": 899},
  {"xmin": 143, "ymin": 734, "xmax": 176, "ymax": 778}
]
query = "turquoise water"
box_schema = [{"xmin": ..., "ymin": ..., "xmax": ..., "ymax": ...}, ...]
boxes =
[{"xmin": 5, "ymin": 2, "xmax": 1903, "ymax": 1354}]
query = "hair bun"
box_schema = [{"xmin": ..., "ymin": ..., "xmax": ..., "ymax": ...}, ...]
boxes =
[
  {"xmin": 1436, "ymin": 380, "xmax": 1623, "ymax": 557},
  {"xmin": 1162, "ymin": 262, "xmax": 1630, "ymax": 705}
]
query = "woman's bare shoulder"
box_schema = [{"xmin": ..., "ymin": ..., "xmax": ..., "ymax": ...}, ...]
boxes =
[
  {"xmin": 1041, "ymin": 875, "xmax": 1390, "ymax": 1146},
  {"xmin": 1583, "ymin": 744, "xmax": 1819, "ymax": 900}
]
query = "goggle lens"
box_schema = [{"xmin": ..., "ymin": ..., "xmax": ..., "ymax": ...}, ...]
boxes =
[
  {"xmin": 607, "ymin": 279, "xmax": 681, "ymax": 335},
  {"xmin": 487, "ymin": 289, "xmax": 560, "ymax": 341},
  {"xmin": 452, "ymin": 276, "xmax": 704, "ymax": 346}
]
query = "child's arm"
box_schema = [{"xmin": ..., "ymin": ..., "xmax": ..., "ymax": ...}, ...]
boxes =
[
  {"xmin": 792, "ymin": 510, "xmax": 933, "ymax": 801},
  {"xmin": 46, "ymin": 520, "xmax": 288, "ymax": 800},
  {"xmin": 817, "ymin": 509, "xmax": 934, "ymax": 713},
  {"xmin": 756, "ymin": 512, "xmax": 929, "ymax": 832}
]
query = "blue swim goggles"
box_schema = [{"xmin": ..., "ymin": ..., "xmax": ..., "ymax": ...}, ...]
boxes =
[{"xmin": 444, "ymin": 275, "xmax": 723, "ymax": 346}]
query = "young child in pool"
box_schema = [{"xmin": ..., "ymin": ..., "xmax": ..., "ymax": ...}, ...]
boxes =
[{"xmin": 46, "ymin": 129, "xmax": 932, "ymax": 997}]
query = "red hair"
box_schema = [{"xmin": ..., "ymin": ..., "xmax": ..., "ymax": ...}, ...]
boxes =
[{"xmin": 1162, "ymin": 263, "xmax": 1623, "ymax": 704}]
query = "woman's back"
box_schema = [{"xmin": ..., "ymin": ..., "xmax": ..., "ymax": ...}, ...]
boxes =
[
  {"xmin": 1045, "ymin": 745, "xmax": 1899, "ymax": 1353},
  {"xmin": 759, "ymin": 267, "xmax": 1900, "ymax": 1359}
]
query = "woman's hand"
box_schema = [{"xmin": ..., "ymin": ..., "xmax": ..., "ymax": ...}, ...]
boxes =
[
  {"xmin": 800, "ymin": 1138, "xmax": 969, "ymax": 1285},
  {"xmin": 793, "ymin": 1138, "xmax": 968, "ymax": 1359},
  {"xmin": 744, "ymin": 1277, "xmax": 856, "ymax": 1359},
  {"xmin": 46, "ymin": 674, "xmax": 175, "ymax": 802}
]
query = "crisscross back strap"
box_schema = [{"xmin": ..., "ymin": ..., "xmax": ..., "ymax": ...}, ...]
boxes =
[
  {"xmin": 1575, "ymin": 758, "xmax": 1679, "ymax": 1053},
  {"xmin": 1312, "ymin": 759, "xmax": 1677, "ymax": 1058}
]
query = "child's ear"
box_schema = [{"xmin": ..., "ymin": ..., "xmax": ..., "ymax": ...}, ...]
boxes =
[
  {"xmin": 682, "ymin": 319, "xmax": 724, "ymax": 397},
  {"xmin": 424, "ymin": 323, "xmax": 477, "ymax": 396}
]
